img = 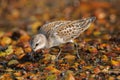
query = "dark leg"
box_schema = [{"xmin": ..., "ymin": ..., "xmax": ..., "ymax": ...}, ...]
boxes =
[
  {"xmin": 55, "ymin": 47, "xmax": 62, "ymax": 61},
  {"xmin": 74, "ymin": 43, "xmax": 80, "ymax": 59}
]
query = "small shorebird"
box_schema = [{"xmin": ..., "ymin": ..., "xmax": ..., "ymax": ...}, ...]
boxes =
[{"xmin": 30, "ymin": 17, "xmax": 96, "ymax": 60}]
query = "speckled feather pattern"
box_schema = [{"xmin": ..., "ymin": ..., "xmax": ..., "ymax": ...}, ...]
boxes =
[
  {"xmin": 39, "ymin": 21, "xmax": 71, "ymax": 37},
  {"xmin": 39, "ymin": 18, "xmax": 93, "ymax": 42}
]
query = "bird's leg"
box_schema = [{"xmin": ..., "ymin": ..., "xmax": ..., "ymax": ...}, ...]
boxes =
[
  {"xmin": 55, "ymin": 47, "xmax": 62, "ymax": 61},
  {"xmin": 74, "ymin": 43, "xmax": 80, "ymax": 59}
]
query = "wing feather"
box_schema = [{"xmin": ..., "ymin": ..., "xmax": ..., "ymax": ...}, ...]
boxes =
[
  {"xmin": 39, "ymin": 21, "xmax": 71, "ymax": 37},
  {"xmin": 52, "ymin": 18, "xmax": 92, "ymax": 42}
]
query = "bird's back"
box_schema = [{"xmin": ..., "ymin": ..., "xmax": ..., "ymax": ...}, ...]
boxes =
[
  {"xmin": 51, "ymin": 17, "xmax": 95, "ymax": 43},
  {"xmin": 39, "ymin": 21, "xmax": 71, "ymax": 37}
]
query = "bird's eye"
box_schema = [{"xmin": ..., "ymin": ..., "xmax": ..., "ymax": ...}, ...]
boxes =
[{"xmin": 35, "ymin": 43, "xmax": 39, "ymax": 47}]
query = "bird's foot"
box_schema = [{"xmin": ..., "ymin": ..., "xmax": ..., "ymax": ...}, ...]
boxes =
[{"xmin": 74, "ymin": 43, "xmax": 80, "ymax": 59}]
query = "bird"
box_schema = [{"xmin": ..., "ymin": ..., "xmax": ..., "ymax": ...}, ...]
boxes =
[{"xmin": 30, "ymin": 17, "xmax": 96, "ymax": 60}]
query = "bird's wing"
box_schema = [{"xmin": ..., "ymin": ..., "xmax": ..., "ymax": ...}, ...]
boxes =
[
  {"xmin": 52, "ymin": 18, "xmax": 93, "ymax": 42},
  {"xmin": 39, "ymin": 21, "xmax": 70, "ymax": 37}
]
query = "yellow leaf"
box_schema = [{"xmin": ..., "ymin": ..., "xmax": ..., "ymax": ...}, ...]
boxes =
[{"xmin": 111, "ymin": 60, "xmax": 120, "ymax": 67}]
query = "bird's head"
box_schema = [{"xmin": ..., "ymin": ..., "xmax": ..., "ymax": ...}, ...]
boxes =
[{"xmin": 30, "ymin": 34, "xmax": 47, "ymax": 51}]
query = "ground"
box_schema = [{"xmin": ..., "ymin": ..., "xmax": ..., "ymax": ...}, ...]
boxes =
[{"xmin": 0, "ymin": 0, "xmax": 120, "ymax": 80}]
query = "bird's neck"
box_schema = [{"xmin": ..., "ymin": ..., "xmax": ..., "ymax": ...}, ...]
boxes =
[
  {"xmin": 43, "ymin": 36, "xmax": 49, "ymax": 49},
  {"xmin": 45, "ymin": 37, "xmax": 54, "ymax": 49}
]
